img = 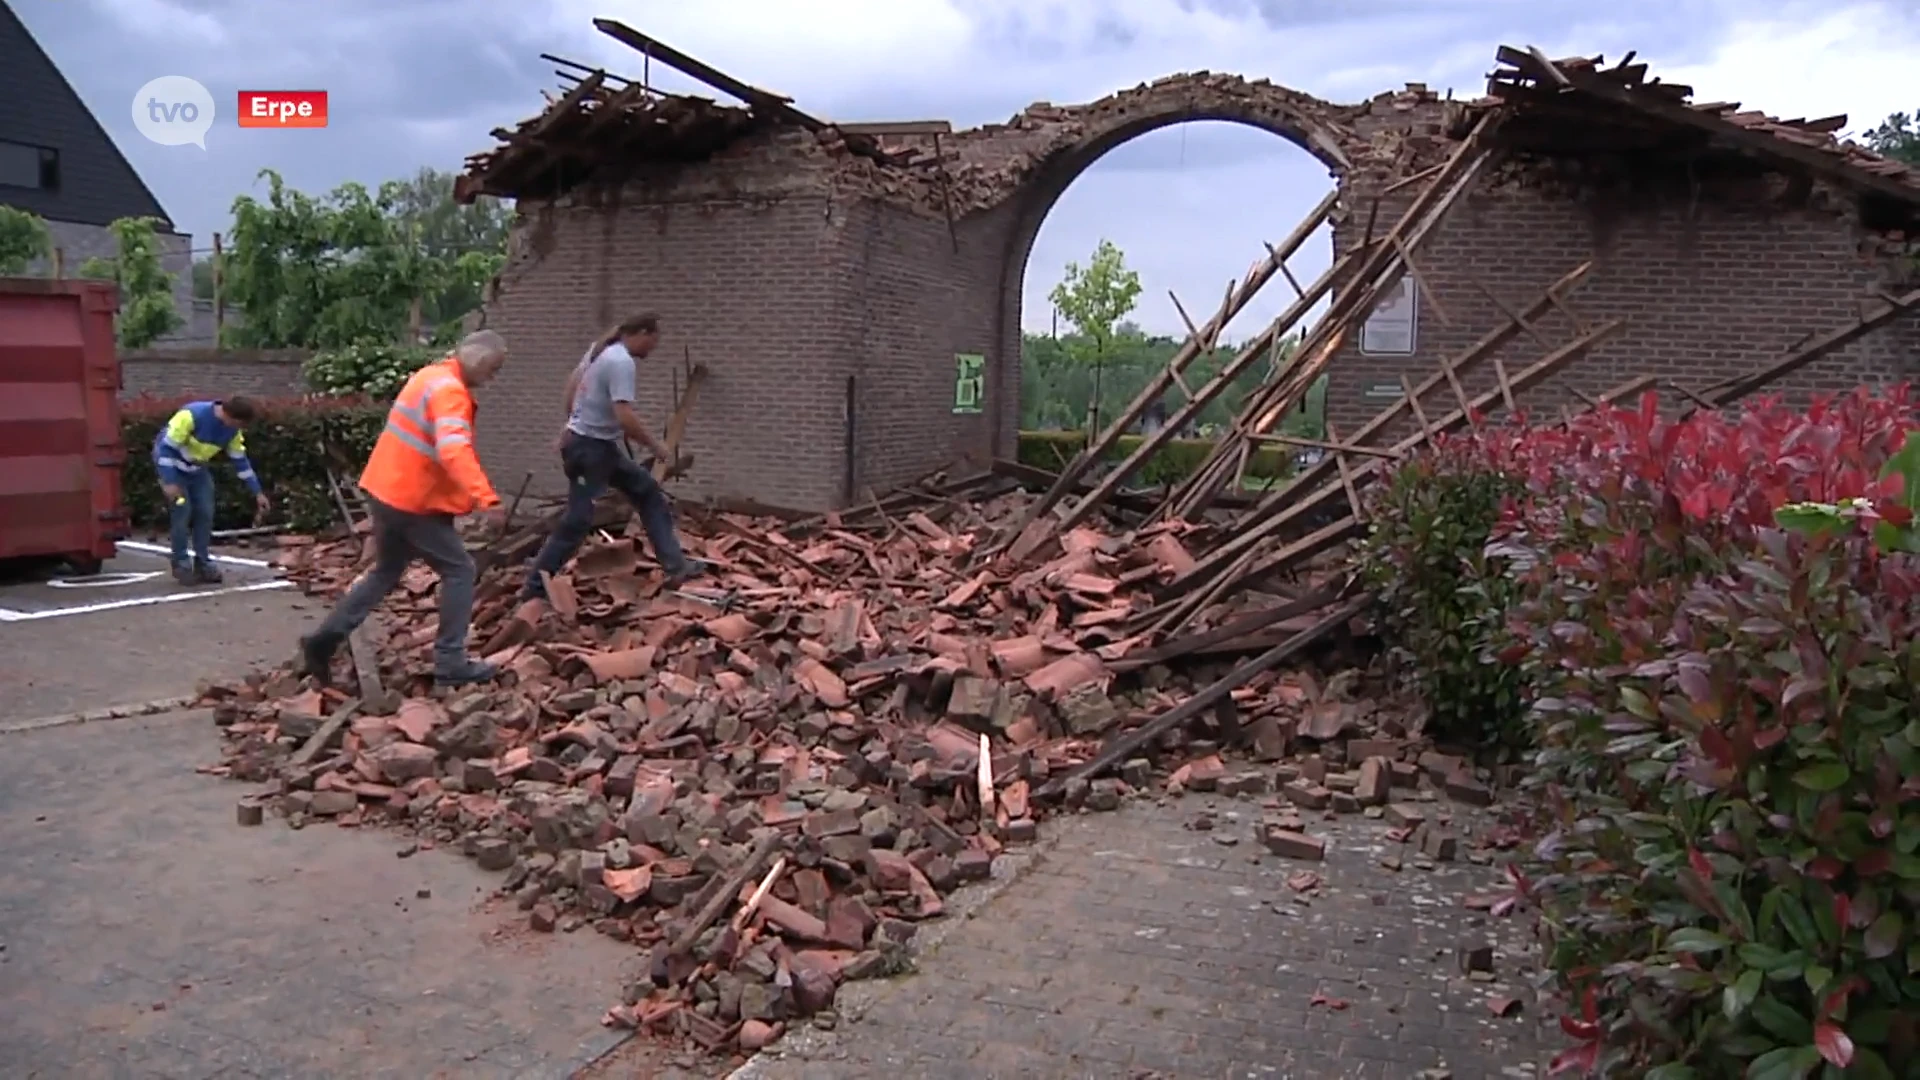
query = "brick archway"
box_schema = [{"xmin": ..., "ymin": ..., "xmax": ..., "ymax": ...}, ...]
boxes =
[{"xmin": 959, "ymin": 74, "xmax": 1367, "ymax": 442}]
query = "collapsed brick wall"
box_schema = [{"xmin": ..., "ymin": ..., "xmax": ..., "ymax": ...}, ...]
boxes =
[
  {"xmin": 472, "ymin": 69, "xmax": 1916, "ymax": 511},
  {"xmin": 118, "ymin": 350, "xmax": 309, "ymax": 401}
]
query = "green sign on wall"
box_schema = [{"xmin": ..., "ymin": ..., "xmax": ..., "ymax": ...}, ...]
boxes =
[{"xmin": 953, "ymin": 353, "xmax": 985, "ymax": 414}]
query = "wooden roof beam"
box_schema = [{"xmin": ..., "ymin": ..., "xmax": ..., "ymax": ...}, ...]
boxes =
[
  {"xmin": 592, "ymin": 19, "xmax": 826, "ymax": 132},
  {"xmin": 834, "ymin": 120, "xmax": 953, "ymax": 137}
]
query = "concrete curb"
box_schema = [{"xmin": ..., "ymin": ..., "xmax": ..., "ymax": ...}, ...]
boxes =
[
  {"xmin": 0, "ymin": 697, "xmax": 199, "ymax": 736},
  {"xmin": 557, "ymin": 1027, "xmax": 638, "ymax": 1079},
  {"xmin": 724, "ymin": 828, "xmax": 1061, "ymax": 1079}
]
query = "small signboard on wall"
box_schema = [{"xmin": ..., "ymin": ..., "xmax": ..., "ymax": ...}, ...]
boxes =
[
  {"xmin": 1360, "ymin": 277, "xmax": 1417, "ymax": 355},
  {"xmin": 953, "ymin": 353, "xmax": 985, "ymax": 414},
  {"xmin": 1364, "ymin": 381, "xmax": 1403, "ymax": 400}
]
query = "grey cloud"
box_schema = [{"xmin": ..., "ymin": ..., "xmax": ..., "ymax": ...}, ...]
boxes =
[{"xmin": 17, "ymin": 0, "xmax": 1800, "ymax": 301}]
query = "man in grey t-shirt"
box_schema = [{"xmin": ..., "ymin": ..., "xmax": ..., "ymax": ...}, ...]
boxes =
[
  {"xmin": 566, "ymin": 340, "xmax": 633, "ymax": 441},
  {"xmin": 520, "ymin": 314, "xmax": 704, "ymax": 602}
]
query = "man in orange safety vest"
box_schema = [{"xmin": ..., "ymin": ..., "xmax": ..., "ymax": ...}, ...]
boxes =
[{"xmin": 298, "ymin": 330, "xmax": 510, "ymax": 687}]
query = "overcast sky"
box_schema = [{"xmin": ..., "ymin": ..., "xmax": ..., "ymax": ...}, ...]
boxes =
[{"xmin": 16, "ymin": 0, "xmax": 1918, "ymax": 339}]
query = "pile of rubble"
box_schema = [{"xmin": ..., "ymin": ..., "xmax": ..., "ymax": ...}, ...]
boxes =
[{"xmin": 198, "ymin": 474, "xmax": 1431, "ymax": 1054}]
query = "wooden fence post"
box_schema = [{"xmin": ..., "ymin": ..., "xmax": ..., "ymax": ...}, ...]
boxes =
[
  {"xmin": 406, "ymin": 296, "xmax": 423, "ymax": 344},
  {"xmin": 211, "ymin": 232, "xmax": 225, "ymax": 350},
  {"xmin": 50, "ymin": 247, "xmax": 63, "ymax": 279}
]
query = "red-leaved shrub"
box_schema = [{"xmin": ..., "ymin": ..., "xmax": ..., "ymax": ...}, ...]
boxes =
[{"xmin": 1357, "ymin": 387, "xmax": 1920, "ymax": 1078}]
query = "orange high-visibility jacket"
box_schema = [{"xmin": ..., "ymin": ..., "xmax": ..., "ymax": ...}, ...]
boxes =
[{"xmin": 359, "ymin": 357, "xmax": 500, "ymax": 516}]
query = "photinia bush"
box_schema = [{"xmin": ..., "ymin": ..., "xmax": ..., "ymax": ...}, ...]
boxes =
[
  {"xmin": 120, "ymin": 393, "xmax": 386, "ymax": 534},
  {"xmin": 1356, "ymin": 386, "xmax": 1920, "ymax": 1077}
]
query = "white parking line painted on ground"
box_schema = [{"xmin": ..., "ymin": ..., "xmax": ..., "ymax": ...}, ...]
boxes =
[
  {"xmin": 47, "ymin": 571, "xmax": 165, "ymax": 589},
  {"xmin": 0, "ymin": 579, "xmax": 292, "ymax": 622},
  {"xmin": 116, "ymin": 540, "xmax": 274, "ymax": 569}
]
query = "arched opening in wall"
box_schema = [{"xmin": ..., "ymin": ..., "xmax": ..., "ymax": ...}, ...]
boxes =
[{"xmin": 1005, "ymin": 111, "xmax": 1344, "ymax": 493}]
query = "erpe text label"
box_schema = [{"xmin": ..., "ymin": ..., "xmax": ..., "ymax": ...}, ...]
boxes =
[{"xmin": 236, "ymin": 91, "xmax": 328, "ymax": 128}]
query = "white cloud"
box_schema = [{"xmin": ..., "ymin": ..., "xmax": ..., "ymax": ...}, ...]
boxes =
[{"xmin": 1658, "ymin": 3, "xmax": 1919, "ymax": 139}]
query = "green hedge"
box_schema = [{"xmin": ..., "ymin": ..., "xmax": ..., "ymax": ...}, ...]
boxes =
[
  {"xmin": 1017, "ymin": 430, "xmax": 1291, "ymax": 488},
  {"xmin": 121, "ymin": 394, "xmax": 386, "ymax": 534}
]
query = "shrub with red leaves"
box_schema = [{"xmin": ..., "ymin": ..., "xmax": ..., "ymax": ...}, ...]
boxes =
[
  {"xmin": 120, "ymin": 392, "xmax": 386, "ymax": 533},
  {"xmin": 1359, "ymin": 387, "xmax": 1920, "ymax": 1078}
]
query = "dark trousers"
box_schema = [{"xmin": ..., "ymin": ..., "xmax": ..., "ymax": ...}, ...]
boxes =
[
  {"xmin": 158, "ymin": 465, "xmax": 214, "ymax": 568},
  {"xmin": 523, "ymin": 434, "xmax": 686, "ymax": 599},
  {"xmin": 316, "ymin": 496, "xmax": 477, "ymax": 673}
]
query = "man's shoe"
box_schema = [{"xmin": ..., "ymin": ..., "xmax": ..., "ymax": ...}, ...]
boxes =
[
  {"xmin": 435, "ymin": 659, "xmax": 499, "ymax": 688},
  {"xmin": 171, "ymin": 563, "xmax": 196, "ymax": 586},
  {"xmin": 194, "ymin": 562, "xmax": 224, "ymax": 584},
  {"xmin": 664, "ymin": 558, "xmax": 709, "ymax": 587},
  {"xmin": 299, "ymin": 632, "xmax": 344, "ymax": 686}
]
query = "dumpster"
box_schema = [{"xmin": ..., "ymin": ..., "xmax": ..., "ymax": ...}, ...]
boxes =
[{"xmin": 0, "ymin": 277, "xmax": 127, "ymax": 575}]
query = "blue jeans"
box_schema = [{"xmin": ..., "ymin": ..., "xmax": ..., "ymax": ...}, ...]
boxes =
[
  {"xmin": 158, "ymin": 464, "xmax": 214, "ymax": 568},
  {"xmin": 522, "ymin": 434, "xmax": 686, "ymax": 600}
]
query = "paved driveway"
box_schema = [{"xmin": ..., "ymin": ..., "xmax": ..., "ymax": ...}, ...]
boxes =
[
  {"xmin": 0, "ymin": 709, "xmax": 660, "ymax": 1079},
  {"xmin": 0, "ymin": 543, "xmax": 318, "ymax": 723},
  {"xmin": 716, "ymin": 801, "xmax": 1544, "ymax": 1079}
]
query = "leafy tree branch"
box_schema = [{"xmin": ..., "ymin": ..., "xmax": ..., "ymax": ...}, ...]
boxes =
[
  {"xmin": 0, "ymin": 206, "xmax": 51, "ymax": 275},
  {"xmin": 78, "ymin": 215, "xmax": 182, "ymax": 349}
]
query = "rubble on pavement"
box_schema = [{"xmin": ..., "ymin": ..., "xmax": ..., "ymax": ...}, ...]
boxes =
[{"xmin": 194, "ymin": 468, "xmax": 1516, "ymax": 1057}]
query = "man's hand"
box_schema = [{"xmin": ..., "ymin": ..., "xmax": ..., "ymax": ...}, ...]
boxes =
[
  {"xmin": 160, "ymin": 483, "xmax": 182, "ymax": 502},
  {"xmin": 254, "ymin": 492, "xmax": 272, "ymax": 518}
]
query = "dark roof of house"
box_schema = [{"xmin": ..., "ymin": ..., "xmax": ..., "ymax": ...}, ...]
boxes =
[
  {"xmin": 0, "ymin": 0, "xmax": 176, "ymax": 229},
  {"xmin": 1475, "ymin": 46, "xmax": 1920, "ymax": 208}
]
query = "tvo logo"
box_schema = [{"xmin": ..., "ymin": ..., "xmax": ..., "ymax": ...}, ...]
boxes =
[{"xmin": 131, "ymin": 75, "xmax": 215, "ymax": 149}]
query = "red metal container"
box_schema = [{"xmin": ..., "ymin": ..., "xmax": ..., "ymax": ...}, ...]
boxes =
[{"xmin": 0, "ymin": 277, "xmax": 127, "ymax": 574}]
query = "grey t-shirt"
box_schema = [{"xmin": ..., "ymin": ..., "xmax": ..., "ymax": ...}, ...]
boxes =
[{"xmin": 566, "ymin": 342, "xmax": 637, "ymax": 442}]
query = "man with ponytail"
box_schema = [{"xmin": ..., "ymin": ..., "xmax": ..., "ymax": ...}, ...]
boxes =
[{"xmin": 521, "ymin": 313, "xmax": 705, "ymax": 602}]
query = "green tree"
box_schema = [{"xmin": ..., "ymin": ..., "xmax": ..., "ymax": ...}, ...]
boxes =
[
  {"xmin": 191, "ymin": 257, "xmax": 214, "ymax": 300},
  {"xmin": 1864, "ymin": 110, "xmax": 1919, "ymax": 166},
  {"xmin": 0, "ymin": 205, "xmax": 51, "ymax": 275},
  {"xmin": 383, "ymin": 167, "xmax": 512, "ymax": 337},
  {"xmin": 223, "ymin": 168, "xmax": 504, "ymax": 350},
  {"xmin": 1047, "ymin": 239, "xmax": 1143, "ymax": 434},
  {"xmin": 78, "ymin": 216, "xmax": 182, "ymax": 349}
]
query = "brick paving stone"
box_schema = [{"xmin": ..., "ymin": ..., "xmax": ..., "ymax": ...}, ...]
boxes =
[
  {"xmin": 730, "ymin": 796, "xmax": 1551, "ymax": 1080},
  {"xmin": 0, "ymin": 709, "xmax": 656, "ymax": 1079}
]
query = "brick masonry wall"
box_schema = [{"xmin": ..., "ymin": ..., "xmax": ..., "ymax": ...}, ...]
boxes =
[
  {"xmin": 118, "ymin": 349, "xmax": 309, "ymax": 401},
  {"xmin": 1321, "ymin": 183, "xmax": 1919, "ymax": 442},
  {"xmin": 469, "ymin": 79, "xmax": 1917, "ymax": 511},
  {"xmin": 483, "ymin": 162, "xmax": 856, "ymax": 512},
  {"xmin": 844, "ymin": 198, "xmax": 1012, "ymax": 497}
]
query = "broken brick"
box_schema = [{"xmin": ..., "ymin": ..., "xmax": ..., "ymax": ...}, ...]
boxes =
[
  {"xmin": 1445, "ymin": 773, "xmax": 1495, "ymax": 807},
  {"xmin": 1261, "ymin": 826, "xmax": 1326, "ymax": 861},
  {"xmin": 1282, "ymin": 781, "xmax": 1331, "ymax": 810},
  {"xmin": 1385, "ymin": 803, "xmax": 1426, "ymax": 828},
  {"xmin": 1355, "ymin": 757, "xmax": 1390, "ymax": 805}
]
